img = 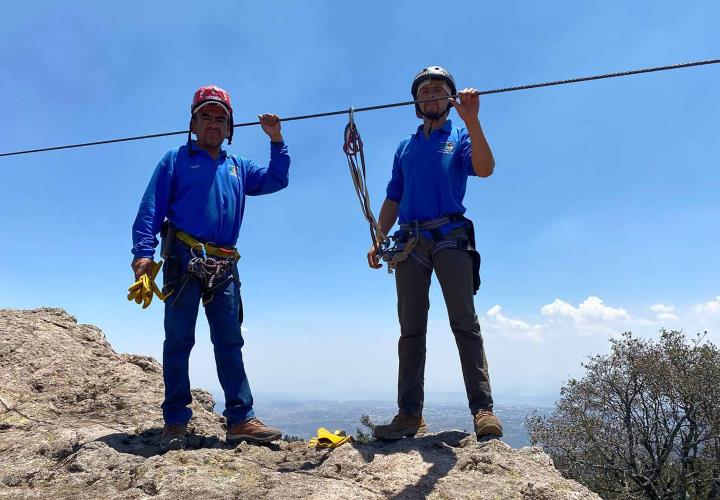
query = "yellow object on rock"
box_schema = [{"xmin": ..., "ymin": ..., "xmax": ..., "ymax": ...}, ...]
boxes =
[
  {"xmin": 308, "ymin": 427, "xmax": 353, "ymax": 449},
  {"xmin": 127, "ymin": 260, "xmax": 169, "ymax": 309}
]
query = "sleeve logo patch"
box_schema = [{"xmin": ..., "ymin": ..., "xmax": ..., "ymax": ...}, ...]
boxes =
[{"xmin": 228, "ymin": 164, "xmax": 238, "ymax": 177}]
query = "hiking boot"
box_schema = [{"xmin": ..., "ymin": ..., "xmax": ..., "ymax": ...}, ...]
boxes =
[
  {"xmin": 474, "ymin": 410, "xmax": 503, "ymax": 440},
  {"xmin": 226, "ymin": 418, "xmax": 282, "ymax": 444},
  {"xmin": 160, "ymin": 423, "xmax": 187, "ymax": 451},
  {"xmin": 372, "ymin": 414, "xmax": 427, "ymax": 440}
]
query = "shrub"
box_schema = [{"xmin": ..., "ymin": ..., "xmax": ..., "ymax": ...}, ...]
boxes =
[{"xmin": 526, "ymin": 330, "xmax": 720, "ymax": 499}]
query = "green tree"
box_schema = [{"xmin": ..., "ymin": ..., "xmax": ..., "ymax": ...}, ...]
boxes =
[{"xmin": 526, "ymin": 330, "xmax": 720, "ymax": 499}]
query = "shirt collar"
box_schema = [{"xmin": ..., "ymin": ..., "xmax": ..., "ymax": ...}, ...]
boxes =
[
  {"xmin": 189, "ymin": 139, "xmax": 227, "ymax": 158},
  {"xmin": 415, "ymin": 119, "xmax": 453, "ymax": 137}
]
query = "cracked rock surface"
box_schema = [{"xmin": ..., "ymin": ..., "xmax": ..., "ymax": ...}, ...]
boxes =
[{"xmin": 0, "ymin": 308, "xmax": 599, "ymax": 499}]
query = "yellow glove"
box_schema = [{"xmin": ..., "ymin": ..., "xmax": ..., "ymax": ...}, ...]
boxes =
[
  {"xmin": 308, "ymin": 428, "xmax": 353, "ymax": 449},
  {"xmin": 127, "ymin": 260, "xmax": 168, "ymax": 309}
]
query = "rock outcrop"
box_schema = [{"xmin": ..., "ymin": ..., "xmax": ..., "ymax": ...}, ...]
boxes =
[{"xmin": 0, "ymin": 308, "xmax": 598, "ymax": 499}]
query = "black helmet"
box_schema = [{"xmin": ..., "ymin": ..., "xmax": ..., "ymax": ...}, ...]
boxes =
[
  {"xmin": 411, "ymin": 66, "xmax": 457, "ymax": 99},
  {"xmin": 411, "ymin": 66, "xmax": 456, "ymax": 121}
]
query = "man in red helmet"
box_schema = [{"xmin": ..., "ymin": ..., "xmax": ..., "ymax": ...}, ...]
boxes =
[
  {"xmin": 368, "ymin": 67, "xmax": 503, "ymax": 442},
  {"xmin": 131, "ymin": 85, "xmax": 290, "ymax": 449}
]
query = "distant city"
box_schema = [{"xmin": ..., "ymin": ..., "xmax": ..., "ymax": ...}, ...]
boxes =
[{"xmin": 214, "ymin": 398, "xmax": 552, "ymax": 449}]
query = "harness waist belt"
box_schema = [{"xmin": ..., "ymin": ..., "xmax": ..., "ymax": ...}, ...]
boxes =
[
  {"xmin": 175, "ymin": 230, "xmax": 240, "ymax": 260},
  {"xmin": 399, "ymin": 213, "xmax": 464, "ymax": 232}
]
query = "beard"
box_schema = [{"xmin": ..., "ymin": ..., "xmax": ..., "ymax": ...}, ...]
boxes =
[
  {"xmin": 422, "ymin": 110, "xmax": 445, "ymax": 120},
  {"xmin": 419, "ymin": 100, "xmax": 450, "ymax": 120}
]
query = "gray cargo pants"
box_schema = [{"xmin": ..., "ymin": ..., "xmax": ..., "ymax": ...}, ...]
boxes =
[{"xmin": 395, "ymin": 227, "xmax": 493, "ymax": 416}]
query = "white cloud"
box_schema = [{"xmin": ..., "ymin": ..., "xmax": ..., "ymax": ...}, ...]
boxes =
[
  {"xmin": 650, "ymin": 304, "xmax": 672, "ymax": 313},
  {"xmin": 483, "ymin": 305, "xmax": 543, "ymax": 342},
  {"xmin": 650, "ymin": 304, "xmax": 679, "ymax": 322},
  {"xmin": 541, "ymin": 296, "xmax": 630, "ymax": 324},
  {"xmin": 694, "ymin": 296, "xmax": 720, "ymax": 317},
  {"xmin": 485, "ymin": 294, "xmax": 720, "ymax": 344}
]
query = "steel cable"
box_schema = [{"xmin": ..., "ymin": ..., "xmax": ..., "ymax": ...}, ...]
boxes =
[{"xmin": 1, "ymin": 58, "xmax": 718, "ymax": 158}]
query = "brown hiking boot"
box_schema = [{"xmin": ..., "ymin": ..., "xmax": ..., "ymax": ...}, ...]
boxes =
[
  {"xmin": 373, "ymin": 414, "xmax": 428, "ymax": 440},
  {"xmin": 226, "ymin": 418, "xmax": 282, "ymax": 444},
  {"xmin": 474, "ymin": 410, "xmax": 503, "ymax": 440},
  {"xmin": 161, "ymin": 423, "xmax": 187, "ymax": 451}
]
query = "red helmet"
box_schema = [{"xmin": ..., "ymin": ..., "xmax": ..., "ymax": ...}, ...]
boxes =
[
  {"xmin": 189, "ymin": 85, "xmax": 235, "ymax": 147},
  {"xmin": 191, "ymin": 85, "xmax": 233, "ymax": 115}
]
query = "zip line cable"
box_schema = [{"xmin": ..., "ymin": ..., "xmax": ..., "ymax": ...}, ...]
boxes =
[{"xmin": 1, "ymin": 58, "xmax": 718, "ymax": 158}]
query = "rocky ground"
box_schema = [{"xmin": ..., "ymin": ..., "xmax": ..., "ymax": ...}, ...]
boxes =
[{"xmin": 0, "ymin": 308, "xmax": 599, "ymax": 499}]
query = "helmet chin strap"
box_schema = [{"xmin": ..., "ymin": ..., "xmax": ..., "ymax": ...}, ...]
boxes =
[{"xmin": 421, "ymin": 103, "xmax": 451, "ymax": 135}]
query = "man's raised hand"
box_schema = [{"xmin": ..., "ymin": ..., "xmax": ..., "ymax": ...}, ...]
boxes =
[{"xmin": 258, "ymin": 113, "xmax": 283, "ymax": 142}]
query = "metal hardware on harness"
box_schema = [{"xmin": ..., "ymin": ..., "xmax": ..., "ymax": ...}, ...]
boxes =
[
  {"xmin": 381, "ymin": 214, "xmax": 476, "ymax": 274},
  {"xmin": 187, "ymin": 243, "xmax": 236, "ymax": 305},
  {"xmin": 380, "ymin": 221, "xmax": 420, "ymax": 274}
]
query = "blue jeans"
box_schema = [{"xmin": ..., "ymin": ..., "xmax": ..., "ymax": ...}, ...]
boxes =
[{"xmin": 161, "ymin": 244, "xmax": 254, "ymax": 426}]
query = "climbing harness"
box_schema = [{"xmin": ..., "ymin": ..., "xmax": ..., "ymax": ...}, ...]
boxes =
[
  {"xmin": 175, "ymin": 230, "xmax": 240, "ymax": 260},
  {"xmin": 159, "ymin": 228, "xmax": 241, "ymax": 307},
  {"xmin": 380, "ymin": 223, "xmax": 419, "ymax": 273},
  {"xmin": 376, "ymin": 214, "xmax": 481, "ymax": 292},
  {"xmin": 399, "ymin": 214, "xmax": 482, "ymax": 294},
  {"xmin": 127, "ymin": 260, "xmax": 169, "ymax": 309},
  {"xmin": 187, "ymin": 244, "xmax": 237, "ymax": 304},
  {"xmin": 343, "ymin": 108, "xmax": 385, "ymax": 253},
  {"xmin": 308, "ymin": 427, "xmax": 353, "ymax": 449}
]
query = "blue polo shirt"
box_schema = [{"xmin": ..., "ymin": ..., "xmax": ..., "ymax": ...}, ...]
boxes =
[
  {"xmin": 386, "ymin": 120, "xmax": 475, "ymax": 228},
  {"xmin": 131, "ymin": 140, "xmax": 290, "ymax": 259}
]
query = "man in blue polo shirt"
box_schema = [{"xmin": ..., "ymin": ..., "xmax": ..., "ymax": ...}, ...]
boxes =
[
  {"xmin": 368, "ymin": 67, "xmax": 503, "ymax": 441},
  {"xmin": 131, "ymin": 85, "xmax": 290, "ymax": 449}
]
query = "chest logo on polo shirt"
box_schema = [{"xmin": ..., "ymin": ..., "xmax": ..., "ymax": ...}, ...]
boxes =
[
  {"xmin": 228, "ymin": 164, "xmax": 238, "ymax": 177},
  {"xmin": 439, "ymin": 141, "xmax": 455, "ymax": 155}
]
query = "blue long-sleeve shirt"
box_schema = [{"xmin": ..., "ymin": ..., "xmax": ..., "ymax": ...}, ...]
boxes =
[{"xmin": 132, "ymin": 140, "xmax": 290, "ymax": 259}]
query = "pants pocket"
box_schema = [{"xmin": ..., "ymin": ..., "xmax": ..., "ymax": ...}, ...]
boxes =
[{"xmin": 162, "ymin": 255, "xmax": 183, "ymax": 295}]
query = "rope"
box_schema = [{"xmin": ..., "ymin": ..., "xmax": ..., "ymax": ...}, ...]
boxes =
[
  {"xmin": 186, "ymin": 244, "xmax": 236, "ymax": 306},
  {"xmin": 187, "ymin": 244, "xmax": 235, "ymax": 290},
  {"xmin": 1, "ymin": 58, "xmax": 717, "ymax": 158},
  {"xmin": 343, "ymin": 108, "xmax": 383, "ymax": 252}
]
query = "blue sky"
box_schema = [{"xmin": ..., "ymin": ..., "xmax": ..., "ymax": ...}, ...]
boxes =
[{"xmin": 1, "ymin": 1, "xmax": 718, "ymax": 405}]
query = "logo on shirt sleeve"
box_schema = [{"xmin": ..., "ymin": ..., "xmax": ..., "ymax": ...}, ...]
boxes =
[
  {"xmin": 439, "ymin": 141, "xmax": 456, "ymax": 155},
  {"xmin": 228, "ymin": 164, "xmax": 238, "ymax": 177}
]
